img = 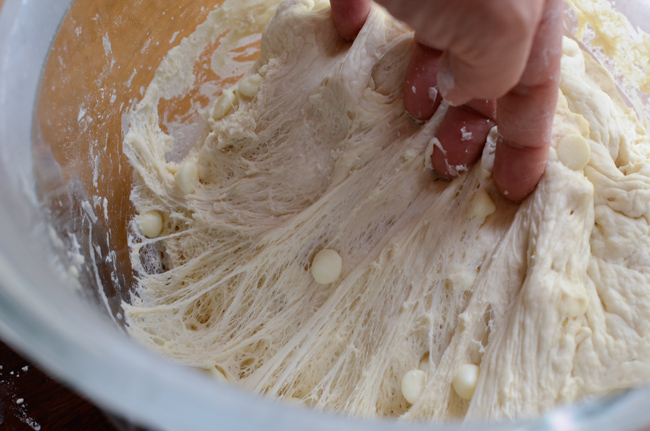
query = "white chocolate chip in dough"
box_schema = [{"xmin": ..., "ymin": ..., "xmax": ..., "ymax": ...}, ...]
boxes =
[
  {"xmin": 211, "ymin": 89, "xmax": 238, "ymax": 120},
  {"xmin": 452, "ymin": 364, "xmax": 480, "ymax": 400},
  {"xmin": 557, "ymin": 134, "xmax": 591, "ymax": 171},
  {"xmin": 138, "ymin": 210, "xmax": 163, "ymax": 238},
  {"xmin": 174, "ymin": 162, "xmax": 200, "ymax": 194},
  {"xmin": 470, "ymin": 190, "xmax": 496, "ymax": 220},
  {"xmin": 401, "ymin": 369, "xmax": 426, "ymax": 405},
  {"xmin": 311, "ymin": 249, "xmax": 343, "ymax": 284},
  {"xmin": 239, "ymin": 74, "xmax": 263, "ymax": 99}
]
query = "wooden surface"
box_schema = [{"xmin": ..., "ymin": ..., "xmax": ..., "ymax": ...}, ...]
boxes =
[{"xmin": 0, "ymin": 340, "xmax": 119, "ymax": 431}]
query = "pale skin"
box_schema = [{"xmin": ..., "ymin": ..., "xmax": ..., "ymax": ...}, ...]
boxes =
[{"xmin": 330, "ymin": 0, "xmax": 564, "ymax": 202}]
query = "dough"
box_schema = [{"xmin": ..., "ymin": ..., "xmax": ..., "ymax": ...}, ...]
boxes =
[{"xmin": 122, "ymin": 0, "xmax": 650, "ymax": 422}]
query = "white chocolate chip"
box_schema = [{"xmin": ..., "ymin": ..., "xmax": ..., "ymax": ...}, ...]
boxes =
[
  {"xmin": 470, "ymin": 190, "xmax": 496, "ymax": 220},
  {"xmin": 211, "ymin": 89, "xmax": 237, "ymax": 120},
  {"xmin": 311, "ymin": 249, "xmax": 343, "ymax": 284},
  {"xmin": 174, "ymin": 162, "xmax": 199, "ymax": 194},
  {"xmin": 138, "ymin": 210, "xmax": 163, "ymax": 238},
  {"xmin": 557, "ymin": 134, "xmax": 591, "ymax": 170},
  {"xmin": 239, "ymin": 74, "xmax": 263, "ymax": 99},
  {"xmin": 452, "ymin": 364, "xmax": 480, "ymax": 400},
  {"xmin": 401, "ymin": 369, "xmax": 426, "ymax": 404}
]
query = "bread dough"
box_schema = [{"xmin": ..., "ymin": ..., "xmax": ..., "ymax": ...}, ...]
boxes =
[{"xmin": 122, "ymin": 0, "xmax": 650, "ymax": 422}]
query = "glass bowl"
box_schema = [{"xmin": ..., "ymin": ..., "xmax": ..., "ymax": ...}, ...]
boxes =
[{"xmin": 0, "ymin": 0, "xmax": 649, "ymax": 430}]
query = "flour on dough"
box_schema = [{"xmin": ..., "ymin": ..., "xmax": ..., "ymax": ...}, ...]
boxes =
[{"xmin": 122, "ymin": 0, "xmax": 650, "ymax": 422}]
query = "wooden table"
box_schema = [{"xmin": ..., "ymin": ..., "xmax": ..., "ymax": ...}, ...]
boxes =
[{"xmin": 0, "ymin": 340, "xmax": 120, "ymax": 431}]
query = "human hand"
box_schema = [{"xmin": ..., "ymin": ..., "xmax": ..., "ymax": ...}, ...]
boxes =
[{"xmin": 330, "ymin": 0, "xmax": 564, "ymax": 202}]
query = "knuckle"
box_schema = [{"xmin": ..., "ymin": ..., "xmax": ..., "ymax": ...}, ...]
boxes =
[{"xmin": 492, "ymin": 1, "xmax": 540, "ymax": 40}]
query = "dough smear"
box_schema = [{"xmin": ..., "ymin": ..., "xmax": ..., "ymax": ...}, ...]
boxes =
[{"xmin": 123, "ymin": 0, "xmax": 650, "ymax": 422}]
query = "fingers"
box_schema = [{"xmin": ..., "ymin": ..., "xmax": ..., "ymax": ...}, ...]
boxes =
[
  {"xmin": 404, "ymin": 38, "xmax": 497, "ymax": 179},
  {"xmin": 331, "ymin": 0, "xmax": 562, "ymax": 203},
  {"xmin": 431, "ymin": 100, "xmax": 496, "ymax": 178},
  {"xmin": 493, "ymin": 0, "xmax": 564, "ymax": 202},
  {"xmin": 376, "ymin": 0, "xmax": 546, "ymax": 105},
  {"xmin": 435, "ymin": 1, "xmax": 545, "ymax": 105},
  {"xmin": 330, "ymin": 0, "xmax": 372, "ymax": 40},
  {"xmin": 403, "ymin": 42, "xmax": 443, "ymax": 121}
]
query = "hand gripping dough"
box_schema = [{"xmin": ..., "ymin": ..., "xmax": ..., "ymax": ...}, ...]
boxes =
[{"xmin": 123, "ymin": 0, "xmax": 650, "ymax": 423}]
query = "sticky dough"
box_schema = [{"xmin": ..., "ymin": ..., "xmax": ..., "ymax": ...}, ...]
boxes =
[{"xmin": 123, "ymin": 0, "xmax": 650, "ymax": 422}]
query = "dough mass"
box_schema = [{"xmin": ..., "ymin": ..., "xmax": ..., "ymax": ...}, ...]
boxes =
[{"xmin": 123, "ymin": 0, "xmax": 650, "ymax": 422}]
